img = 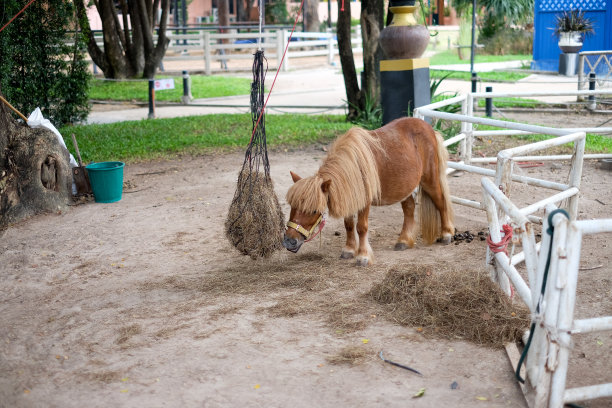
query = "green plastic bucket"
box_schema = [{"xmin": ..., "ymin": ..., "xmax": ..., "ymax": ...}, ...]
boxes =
[{"xmin": 86, "ymin": 161, "xmax": 125, "ymax": 203}]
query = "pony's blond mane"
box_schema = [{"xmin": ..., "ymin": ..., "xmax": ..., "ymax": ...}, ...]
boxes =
[{"xmin": 286, "ymin": 127, "xmax": 382, "ymax": 218}]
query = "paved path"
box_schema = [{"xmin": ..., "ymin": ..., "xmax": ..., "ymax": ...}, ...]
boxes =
[{"xmin": 87, "ymin": 62, "xmax": 585, "ymax": 124}]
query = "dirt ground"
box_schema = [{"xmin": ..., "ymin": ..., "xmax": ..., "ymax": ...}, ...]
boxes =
[{"xmin": 1, "ymin": 112, "xmax": 611, "ymax": 408}]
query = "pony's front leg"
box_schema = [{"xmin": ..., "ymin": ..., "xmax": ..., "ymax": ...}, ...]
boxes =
[
  {"xmin": 395, "ymin": 196, "xmax": 416, "ymax": 251},
  {"xmin": 341, "ymin": 215, "xmax": 357, "ymax": 259},
  {"xmin": 355, "ymin": 206, "xmax": 373, "ymax": 266}
]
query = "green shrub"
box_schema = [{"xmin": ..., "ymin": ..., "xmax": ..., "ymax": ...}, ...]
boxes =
[
  {"xmin": 481, "ymin": 27, "xmax": 533, "ymax": 56},
  {"xmin": 266, "ymin": 1, "xmax": 290, "ymax": 24},
  {"xmin": 0, "ymin": 0, "xmax": 90, "ymax": 126}
]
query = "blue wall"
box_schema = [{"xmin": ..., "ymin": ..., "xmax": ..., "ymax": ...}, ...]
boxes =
[{"xmin": 532, "ymin": 0, "xmax": 610, "ymax": 72}]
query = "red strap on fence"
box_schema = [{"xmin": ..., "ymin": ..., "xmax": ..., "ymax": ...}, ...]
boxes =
[
  {"xmin": 0, "ymin": 0, "xmax": 37, "ymax": 33},
  {"xmin": 486, "ymin": 224, "xmax": 513, "ymax": 256}
]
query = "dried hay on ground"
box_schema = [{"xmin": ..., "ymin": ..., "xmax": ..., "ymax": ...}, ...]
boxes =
[
  {"xmin": 326, "ymin": 346, "xmax": 368, "ymax": 366},
  {"xmin": 225, "ymin": 170, "xmax": 285, "ymax": 259},
  {"xmin": 370, "ymin": 264, "xmax": 530, "ymax": 347}
]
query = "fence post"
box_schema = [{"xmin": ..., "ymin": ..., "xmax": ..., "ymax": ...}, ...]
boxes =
[
  {"xmin": 204, "ymin": 31, "xmax": 211, "ymax": 76},
  {"xmin": 276, "ymin": 30, "xmax": 283, "ymax": 71},
  {"xmin": 327, "ymin": 30, "xmax": 334, "ymax": 65},
  {"xmin": 485, "ymin": 86, "xmax": 493, "ymax": 117},
  {"xmin": 588, "ymin": 72, "xmax": 596, "ymax": 110},
  {"xmin": 282, "ymin": 30, "xmax": 289, "ymax": 71},
  {"xmin": 465, "ymin": 94, "xmax": 474, "ymax": 165},
  {"xmin": 577, "ymin": 53, "xmax": 585, "ymax": 91},
  {"xmin": 148, "ymin": 79, "xmax": 155, "ymax": 119}
]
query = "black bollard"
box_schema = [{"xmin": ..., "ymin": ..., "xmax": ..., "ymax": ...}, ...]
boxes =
[
  {"xmin": 588, "ymin": 72, "xmax": 596, "ymax": 110},
  {"xmin": 181, "ymin": 70, "xmax": 193, "ymax": 104},
  {"xmin": 485, "ymin": 86, "xmax": 493, "ymax": 117},
  {"xmin": 148, "ymin": 79, "xmax": 155, "ymax": 119},
  {"xmin": 471, "ymin": 72, "xmax": 477, "ymax": 93}
]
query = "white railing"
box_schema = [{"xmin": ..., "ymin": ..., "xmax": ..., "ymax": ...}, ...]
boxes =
[
  {"xmin": 577, "ymin": 50, "xmax": 612, "ymax": 91},
  {"xmin": 83, "ymin": 28, "xmax": 363, "ymax": 75},
  {"xmin": 481, "ymin": 186, "xmax": 612, "ymax": 407},
  {"xmin": 415, "ymin": 89, "xmax": 612, "ymax": 407},
  {"xmin": 414, "ymin": 88, "xmax": 612, "ymax": 224},
  {"xmin": 534, "ymin": 207, "xmax": 612, "ymax": 408}
]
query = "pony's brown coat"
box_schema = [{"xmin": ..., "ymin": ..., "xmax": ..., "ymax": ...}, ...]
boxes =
[{"xmin": 284, "ymin": 117, "xmax": 454, "ymax": 263}]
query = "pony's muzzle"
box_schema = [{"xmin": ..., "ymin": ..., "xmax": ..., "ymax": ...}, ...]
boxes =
[{"xmin": 283, "ymin": 233, "xmax": 303, "ymax": 253}]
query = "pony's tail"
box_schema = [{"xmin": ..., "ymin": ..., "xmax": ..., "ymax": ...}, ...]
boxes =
[{"xmin": 419, "ymin": 131, "xmax": 454, "ymax": 244}]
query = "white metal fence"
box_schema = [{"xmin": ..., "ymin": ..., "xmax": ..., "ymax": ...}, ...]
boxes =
[
  {"xmin": 578, "ymin": 50, "xmax": 612, "ymax": 91},
  {"xmin": 85, "ymin": 28, "xmax": 363, "ymax": 75},
  {"xmin": 415, "ymin": 89, "xmax": 612, "ymax": 407},
  {"xmin": 481, "ymin": 185, "xmax": 612, "ymax": 407},
  {"xmin": 414, "ymin": 89, "xmax": 612, "ymax": 224}
]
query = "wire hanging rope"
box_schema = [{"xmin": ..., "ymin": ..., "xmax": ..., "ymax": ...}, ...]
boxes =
[{"xmin": 225, "ymin": 0, "xmax": 306, "ymax": 259}]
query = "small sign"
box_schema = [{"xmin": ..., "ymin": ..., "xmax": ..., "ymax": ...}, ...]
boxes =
[{"xmin": 154, "ymin": 78, "xmax": 175, "ymax": 91}]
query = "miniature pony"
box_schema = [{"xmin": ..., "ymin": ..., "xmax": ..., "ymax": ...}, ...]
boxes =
[{"xmin": 283, "ymin": 117, "xmax": 454, "ymax": 266}]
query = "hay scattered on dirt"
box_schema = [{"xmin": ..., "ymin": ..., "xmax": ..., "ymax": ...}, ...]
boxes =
[
  {"xmin": 115, "ymin": 324, "xmax": 142, "ymax": 345},
  {"xmin": 139, "ymin": 252, "xmax": 376, "ymax": 333},
  {"xmin": 225, "ymin": 170, "xmax": 285, "ymax": 259},
  {"xmin": 369, "ymin": 264, "xmax": 530, "ymax": 347},
  {"xmin": 326, "ymin": 346, "xmax": 368, "ymax": 366}
]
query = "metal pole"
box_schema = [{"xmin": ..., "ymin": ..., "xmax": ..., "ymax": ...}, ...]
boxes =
[
  {"xmin": 588, "ymin": 72, "xmax": 596, "ymax": 110},
  {"xmin": 470, "ymin": 0, "xmax": 476, "ymax": 75},
  {"xmin": 328, "ymin": 0, "xmax": 332, "ymax": 29},
  {"xmin": 486, "ymin": 86, "xmax": 493, "ymax": 117},
  {"xmin": 182, "ymin": 0, "xmax": 187, "ymax": 34},
  {"xmin": 471, "ymin": 72, "xmax": 477, "ymax": 92},
  {"xmin": 148, "ymin": 79, "xmax": 156, "ymax": 119}
]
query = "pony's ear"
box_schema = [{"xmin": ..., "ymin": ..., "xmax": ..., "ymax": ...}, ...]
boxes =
[
  {"xmin": 321, "ymin": 179, "xmax": 331, "ymax": 194},
  {"xmin": 290, "ymin": 171, "xmax": 302, "ymax": 183}
]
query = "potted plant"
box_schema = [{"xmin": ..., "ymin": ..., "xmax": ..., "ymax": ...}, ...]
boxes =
[{"xmin": 553, "ymin": 9, "xmax": 595, "ymax": 53}]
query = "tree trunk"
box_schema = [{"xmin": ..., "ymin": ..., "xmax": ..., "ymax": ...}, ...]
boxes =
[
  {"xmin": 360, "ymin": 0, "xmax": 383, "ymax": 105},
  {"xmin": 0, "ymin": 94, "xmax": 72, "ymax": 234},
  {"xmin": 336, "ymin": 0, "xmax": 361, "ymax": 120},
  {"xmin": 236, "ymin": 0, "xmax": 248, "ymax": 22},
  {"xmin": 76, "ymin": 0, "xmax": 170, "ymax": 79},
  {"xmin": 142, "ymin": 0, "xmax": 171, "ymax": 78},
  {"xmin": 304, "ymin": 0, "xmax": 320, "ymax": 32},
  {"xmin": 218, "ymin": 0, "xmax": 230, "ymax": 28}
]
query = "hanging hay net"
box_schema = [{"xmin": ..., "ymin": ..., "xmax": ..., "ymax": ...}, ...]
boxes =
[
  {"xmin": 369, "ymin": 263, "xmax": 530, "ymax": 347},
  {"xmin": 225, "ymin": 50, "xmax": 285, "ymax": 259}
]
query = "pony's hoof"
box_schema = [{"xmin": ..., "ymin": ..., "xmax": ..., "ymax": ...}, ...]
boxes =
[
  {"xmin": 394, "ymin": 242, "xmax": 407, "ymax": 251},
  {"xmin": 340, "ymin": 250, "xmax": 354, "ymax": 259},
  {"xmin": 440, "ymin": 235, "xmax": 452, "ymax": 245},
  {"xmin": 355, "ymin": 256, "xmax": 370, "ymax": 267}
]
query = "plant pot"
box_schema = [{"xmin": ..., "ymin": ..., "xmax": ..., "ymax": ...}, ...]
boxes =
[
  {"xmin": 379, "ymin": 5, "xmax": 429, "ymax": 59},
  {"xmin": 558, "ymin": 31, "xmax": 583, "ymax": 53}
]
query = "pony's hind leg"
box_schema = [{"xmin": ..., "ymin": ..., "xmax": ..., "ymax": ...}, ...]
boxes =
[
  {"xmin": 341, "ymin": 215, "xmax": 357, "ymax": 259},
  {"xmin": 355, "ymin": 206, "xmax": 373, "ymax": 266},
  {"xmin": 395, "ymin": 195, "xmax": 416, "ymax": 251}
]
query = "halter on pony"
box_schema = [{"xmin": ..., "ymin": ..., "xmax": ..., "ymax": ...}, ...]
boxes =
[{"xmin": 286, "ymin": 213, "xmax": 326, "ymax": 242}]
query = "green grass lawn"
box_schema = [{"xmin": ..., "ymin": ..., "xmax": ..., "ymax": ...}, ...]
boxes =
[
  {"xmin": 89, "ymin": 75, "xmax": 252, "ymax": 102},
  {"xmin": 465, "ymin": 122, "xmax": 610, "ymax": 154},
  {"xmin": 429, "ymin": 50, "xmax": 532, "ymax": 66},
  {"xmin": 62, "ymin": 114, "xmax": 353, "ymax": 163},
  {"xmin": 62, "ymin": 112, "xmax": 610, "ymax": 164},
  {"xmin": 431, "ymin": 69, "xmax": 530, "ymax": 83}
]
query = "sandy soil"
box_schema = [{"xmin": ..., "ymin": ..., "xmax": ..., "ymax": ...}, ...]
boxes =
[{"xmin": 1, "ymin": 115, "xmax": 611, "ymax": 407}]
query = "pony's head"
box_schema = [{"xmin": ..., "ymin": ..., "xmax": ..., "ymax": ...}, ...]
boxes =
[{"xmin": 283, "ymin": 171, "xmax": 329, "ymax": 253}]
